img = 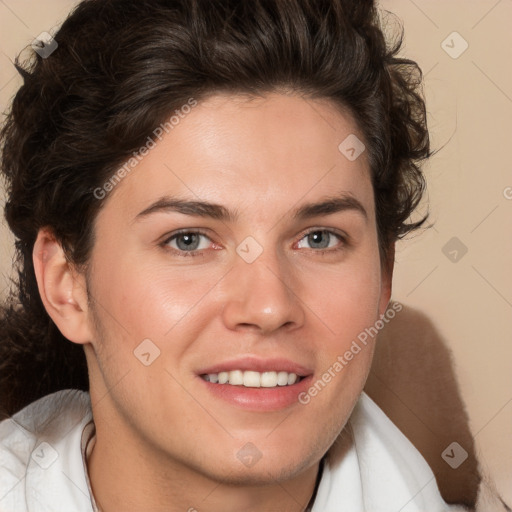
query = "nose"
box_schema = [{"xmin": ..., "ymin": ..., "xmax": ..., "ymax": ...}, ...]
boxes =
[{"xmin": 220, "ymin": 246, "xmax": 305, "ymax": 335}]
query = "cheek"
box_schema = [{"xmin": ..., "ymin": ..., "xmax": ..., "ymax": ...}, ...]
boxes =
[
  {"xmin": 297, "ymin": 261, "xmax": 382, "ymax": 433},
  {"xmin": 303, "ymin": 256, "xmax": 383, "ymax": 348},
  {"xmin": 93, "ymin": 255, "xmax": 221, "ymax": 344}
]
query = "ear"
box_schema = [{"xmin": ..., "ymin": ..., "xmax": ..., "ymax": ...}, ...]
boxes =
[
  {"xmin": 32, "ymin": 228, "xmax": 92, "ymax": 344},
  {"xmin": 378, "ymin": 243, "xmax": 395, "ymax": 316}
]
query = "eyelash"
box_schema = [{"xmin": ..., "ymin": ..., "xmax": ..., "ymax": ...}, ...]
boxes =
[{"xmin": 161, "ymin": 228, "xmax": 348, "ymax": 258}]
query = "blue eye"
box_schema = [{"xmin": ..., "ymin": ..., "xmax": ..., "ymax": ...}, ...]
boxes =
[
  {"xmin": 296, "ymin": 230, "xmax": 345, "ymax": 251},
  {"xmin": 161, "ymin": 228, "xmax": 346, "ymax": 258},
  {"xmin": 163, "ymin": 231, "xmax": 212, "ymax": 256}
]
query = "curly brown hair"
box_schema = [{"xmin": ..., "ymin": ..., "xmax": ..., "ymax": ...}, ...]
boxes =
[{"xmin": 0, "ymin": 0, "xmax": 431, "ymax": 416}]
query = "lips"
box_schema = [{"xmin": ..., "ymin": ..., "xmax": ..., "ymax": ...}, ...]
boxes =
[
  {"xmin": 196, "ymin": 356, "xmax": 313, "ymax": 377},
  {"xmin": 195, "ymin": 356, "xmax": 314, "ymax": 411}
]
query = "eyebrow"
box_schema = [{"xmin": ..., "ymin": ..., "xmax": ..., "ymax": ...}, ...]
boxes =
[{"xmin": 134, "ymin": 193, "xmax": 368, "ymax": 223}]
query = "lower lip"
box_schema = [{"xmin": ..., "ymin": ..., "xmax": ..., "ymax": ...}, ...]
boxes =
[{"xmin": 198, "ymin": 375, "xmax": 314, "ymax": 412}]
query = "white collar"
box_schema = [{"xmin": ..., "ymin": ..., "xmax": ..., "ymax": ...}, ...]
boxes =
[
  {"xmin": 1, "ymin": 389, "xmax": 463, "ymax": 511},
  {"xmin": 312, "ymin": 392, "xmax": 463, "ymax": 511}
]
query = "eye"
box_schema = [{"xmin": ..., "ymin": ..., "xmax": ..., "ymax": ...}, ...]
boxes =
[
  {"xmin": 161, "ymin": 228, "xmax": 347, "ymax": 258},
  {"xmin": 296, "ymin": 229, "xmax": 345, "ymax": 251},
  {"xmin": 162, "ymin": 230, "xmax": 213, "ymax": 256}
]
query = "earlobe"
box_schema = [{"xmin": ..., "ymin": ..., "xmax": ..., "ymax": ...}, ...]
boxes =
[{"xmin": 33, "ymin": 228, "xmax": 92, "ymax": 344}]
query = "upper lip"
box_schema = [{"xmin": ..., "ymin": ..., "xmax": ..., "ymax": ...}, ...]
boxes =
[{"xmin": 197, "ymin": 357, "xmax": 313, "ymax": 377}]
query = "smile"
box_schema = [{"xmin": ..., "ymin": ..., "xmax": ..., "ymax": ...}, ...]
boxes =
[{"xmin": 200, "ymin": 370, "xmax": 303, "ymax": 387}]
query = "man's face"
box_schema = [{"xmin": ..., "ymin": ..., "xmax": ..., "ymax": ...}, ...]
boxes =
[{"xmin": 83, "ymin": 92, "xmax": 391, "ymax": 484}]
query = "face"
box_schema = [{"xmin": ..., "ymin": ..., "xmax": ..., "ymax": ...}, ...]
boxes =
[{"xmin": 82, "ymin": 92, "xmax": 391, "ymax": 485}]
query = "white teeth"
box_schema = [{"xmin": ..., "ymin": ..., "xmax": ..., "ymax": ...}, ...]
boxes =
[
  {"xmin": 261, "ymin": 371, "xmax": 278, "ymax": 387},
  {"xmin": 277, "ymin": 371, "xmax": 289, "ymax": 386},
  {"xmin": 243, "ymin": 371, "xmax": 261, "ymax": 387},
  {"xmin": 287, "ymin": 373, "xmax": 297, "ymax": 385},
  {"xmin": 229, "ymin": 370, "xmax": 244, "ymax": 385},
  {"xmin": 202, "ymin": 370, "xmax": 301, "ymax": 388}
]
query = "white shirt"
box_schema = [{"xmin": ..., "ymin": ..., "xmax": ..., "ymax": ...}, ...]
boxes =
[{"xmin": 0, "ymin": 389, "xmax": 466, "ymax": 511}]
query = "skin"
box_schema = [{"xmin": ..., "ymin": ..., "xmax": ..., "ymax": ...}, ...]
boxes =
[{"xmin": 33, "ymin": 92, "xmax": 393, "ymax": 512}]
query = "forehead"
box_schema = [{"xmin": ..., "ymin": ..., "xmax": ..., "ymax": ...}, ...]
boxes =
[{"xmin": 101, "ymin": 92, "xmax": 374, "ymax": 225}]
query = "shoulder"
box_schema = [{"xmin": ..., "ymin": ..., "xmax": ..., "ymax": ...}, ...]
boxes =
[
  {"xmin": 0, "ymin": 388, "xmax": 91, "ymax": 450},
  {"xmin": 349, "ymin": 391, "xmax": 440, "ymax": 479},
  {"xmin": 0, "ymin": 389, "xmax": 92, "ymax": 511},
  {"xmin": 323, "ymin": 391, "xmax": 467, "ymax": 511}
]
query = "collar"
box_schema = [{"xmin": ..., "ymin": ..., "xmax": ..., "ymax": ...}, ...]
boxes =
[{"xmin": 3, "ymin": 389, "xmax": 460, "ymax": 511}]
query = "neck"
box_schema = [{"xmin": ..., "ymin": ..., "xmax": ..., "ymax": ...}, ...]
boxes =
[{"xmin": 86, "ymin": 410, "xmax": 320, "ymax": 512}]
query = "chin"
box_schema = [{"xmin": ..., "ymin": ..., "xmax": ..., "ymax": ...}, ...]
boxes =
[
  {"xmin": 182, "ymin": 439, "xmax": 320, "ymax": 487},
  {"xmin": 212, "ymin": 454, "xmax": 318, "ymax": 487}
]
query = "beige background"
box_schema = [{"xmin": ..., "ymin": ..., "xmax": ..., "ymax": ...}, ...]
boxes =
[
  {"xmin": 377, "ymin": 0, "xmax": 512, "ymax": 504},
  {"xmin": 1, "ymin": 0, "xmax": 511, "ymax": 505}
]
